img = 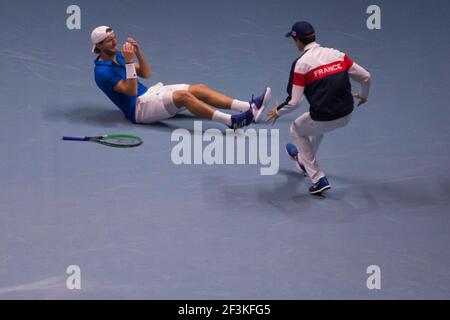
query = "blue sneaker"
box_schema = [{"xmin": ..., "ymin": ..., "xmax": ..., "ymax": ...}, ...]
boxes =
[
  {"xmin": 309, "ymin": 177, "xmax": 331, "ymax": 195},
  {"xmin": 285, "ymin": 143, "xmax": 307, "ymax": 175},
  {"xmin": 229, "ymin": 107, "xmax": 254, "ymax": 130},
  {"xmin": 250, "ymin": 87, "xmax": 271, "ymax": 123}
]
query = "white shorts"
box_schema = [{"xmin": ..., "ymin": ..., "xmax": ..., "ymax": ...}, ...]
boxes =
[{"xmin": 135, "ymin": 83, "xmax": 190, "ymax": 124}]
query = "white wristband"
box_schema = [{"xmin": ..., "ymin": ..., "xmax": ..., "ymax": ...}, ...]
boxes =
[{"xmin": 126, "ymin": 63, "xmax": 137, "ymax": 79}]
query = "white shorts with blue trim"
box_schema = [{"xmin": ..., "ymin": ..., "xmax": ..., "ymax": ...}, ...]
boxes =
[{"xmin": 135, "ymin": 83, "xmax": 190, "ymax": 124}]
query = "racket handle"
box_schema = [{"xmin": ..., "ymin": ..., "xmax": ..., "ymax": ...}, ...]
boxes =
[{"xmin": 62, "ymin": 136, "xmax": 88, "ymax": 141}]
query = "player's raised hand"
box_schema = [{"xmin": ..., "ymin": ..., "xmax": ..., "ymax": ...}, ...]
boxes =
[
  {"xmin": 352, "ymin": 92, "xmax": 367, "ymax": 107},
  {"xmin": 267, "ymin": 101, "xmax": 280, "ymax": 125},
  {"xmin": 122, "ymin": 42, "xmax": 135, "ymax": 63},
  {"xmin": 127, "ymin": 37, "xmax": 141, "ymax": 55}
]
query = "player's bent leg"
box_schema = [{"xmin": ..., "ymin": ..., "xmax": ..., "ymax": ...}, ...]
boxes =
[
  {"xmin": 189, "ymin": 83, "xmax": 231, "ymax": 108},
  {"xmin": 172, "ymin": 90, "xmax": 255, "ymax": 129},
  {"xmin": 290, "ymin": 120, "xmax": 328, "ymax": 191},
  {"xmin": 173, "ymin": 90, "xmax": 233, "ymax": 128},
  {"xmin": 189, "ymin": 83, "xmax": 256, "ymax": 114},
  {"xmin": 189, "ymin": 83, "xmax": 237, "ymax": 109},
  {"xmin": 188, "ymin": 83, "xmax": 270, "ymax": 123},
  {"xmin": 172, "ymin": 90, "xmax": 215, "ymax": 119},
  {"xmin": 311, "ymin": 135, "xmax": 324, "ymax": 156}
]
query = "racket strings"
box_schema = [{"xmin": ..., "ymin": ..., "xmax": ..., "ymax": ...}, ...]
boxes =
[
  {"xmin": 100, "ymin": 135, "xmax": 143, "ymax": 147},
  {"xmin": 103, "ymin": 138, "xmax": 140, "ymax": 146}
]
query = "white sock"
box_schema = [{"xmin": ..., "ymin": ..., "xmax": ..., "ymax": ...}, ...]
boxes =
[
  {"xmin": 231, "ymin": 99, "xmax": 250, "ymax": 112},
  {"xmin": 212, "ymin": 110, "xmax": 232, "ymax": 126}
]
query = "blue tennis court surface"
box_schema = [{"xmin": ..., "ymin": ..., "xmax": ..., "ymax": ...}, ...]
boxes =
[{"xmin": 0, "ymin": 0, "xmax": 449, "ymax": 299}]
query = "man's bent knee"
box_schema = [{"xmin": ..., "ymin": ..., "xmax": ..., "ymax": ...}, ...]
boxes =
[
  {"xmin": 173, "ymin": 90, "xmax": 194, "ymax": 107},
  {"xmin": 189, "ymin": 83, "xmax": 209, "ymax": 94},
  {"xmin": 290, "ymin": 122, "xmax": 301, "ymax": 138}
]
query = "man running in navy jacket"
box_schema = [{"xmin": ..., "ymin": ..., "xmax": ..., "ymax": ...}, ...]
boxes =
[{"xmin": 268, "ymin": 21, "xmax": 371, "ymax": 195}]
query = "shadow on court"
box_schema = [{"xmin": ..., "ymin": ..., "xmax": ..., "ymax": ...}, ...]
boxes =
[
  {"xmin": 41, "ymin": 105, "xmax": 207, "ymax": 133},
  {"xmin": 252, "ymin": 168, "xmax": 449, "ymax": 225},
  {"xmin": 41, "ymin": 105, "xmax": 133, "ymax": 128}
]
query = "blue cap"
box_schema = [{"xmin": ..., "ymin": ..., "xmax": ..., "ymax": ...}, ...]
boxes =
[{"xmin": 285, "ymin": 21, "xmax": 315, "ymax": 39}]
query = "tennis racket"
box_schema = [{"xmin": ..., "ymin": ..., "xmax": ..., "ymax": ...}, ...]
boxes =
[{"xmin": 62, "ymin": 134, "xmax": 143, "ymax": 148}]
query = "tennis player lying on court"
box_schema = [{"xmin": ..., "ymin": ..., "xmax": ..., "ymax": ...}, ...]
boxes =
[{"xmin": 91, "ymin": 26, "xmax": 271, "ymax": 129}]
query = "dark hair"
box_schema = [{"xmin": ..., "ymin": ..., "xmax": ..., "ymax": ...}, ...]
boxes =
[{"xmin": 298, "ymin": 33, "xmax": 316, "ymax": 45}]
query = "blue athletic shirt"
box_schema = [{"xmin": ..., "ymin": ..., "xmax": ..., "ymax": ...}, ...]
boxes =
[{"xmin": 94, "ymin": 52, "xmax": 148, "ymax": 123}]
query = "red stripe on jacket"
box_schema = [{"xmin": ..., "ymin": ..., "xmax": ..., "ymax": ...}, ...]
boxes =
[
  {"xmin": 302, "ymin": 55, "xmax": 353, "ymax": 85},
  {"xmin": 293, "ymin": 72, "xmax": 305, "ymax": 87}
]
